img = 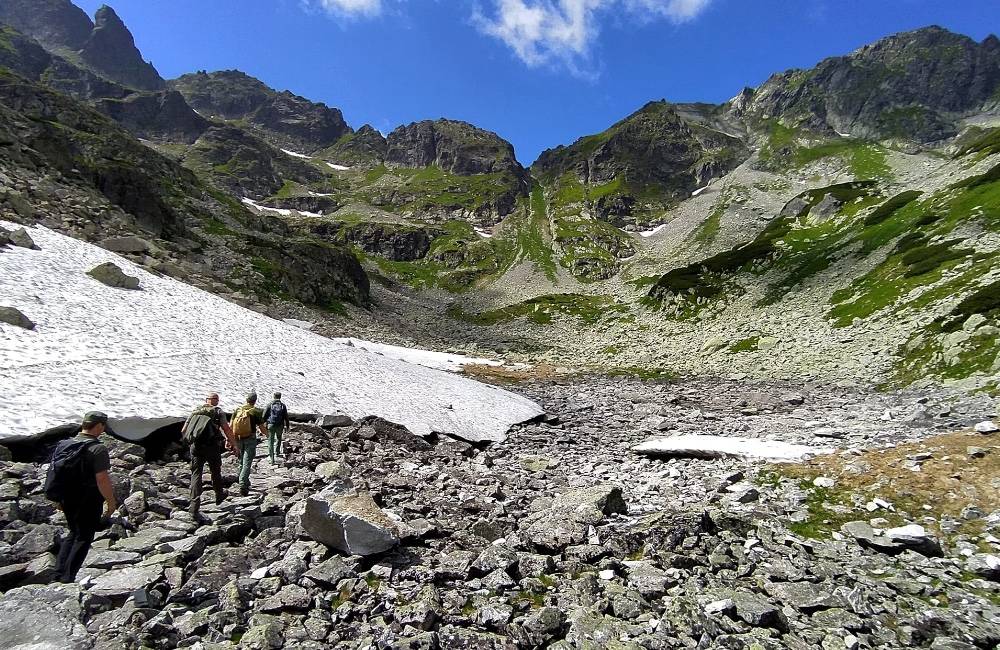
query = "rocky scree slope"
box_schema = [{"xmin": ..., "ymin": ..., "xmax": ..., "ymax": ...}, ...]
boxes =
[{"xmin": 0, "ymin": 377, "xmax": 996, "ymax": 648}]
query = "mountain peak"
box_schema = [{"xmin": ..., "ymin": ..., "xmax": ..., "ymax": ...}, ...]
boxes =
[{"xmin": 79, "ymin": 3, "xmax": 164, "ymax": 91}]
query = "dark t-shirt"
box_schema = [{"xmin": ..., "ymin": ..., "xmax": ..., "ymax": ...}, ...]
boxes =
[{"xmin": 70, "ymin": 433, "xmax": 110, "ymax": 502}]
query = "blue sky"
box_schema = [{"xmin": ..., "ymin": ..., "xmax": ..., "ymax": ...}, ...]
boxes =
[{"xmin": 75, "ymin": 0, "xmax": 998, "ymax": 164}]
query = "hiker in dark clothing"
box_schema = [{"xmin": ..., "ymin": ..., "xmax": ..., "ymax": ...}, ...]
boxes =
[
  {"xmin": 263, "ymin": 392, "xmax": 291, "ymax": 463},
  {"xmin": 182, "ymin": 392, "xmax": 235, "ymax": 518},
  {"xmin": 232, "ymin": 393, "xmax": 267, "ymax": 496},
  {"xmin": 52, "ymin": 411, "xmax": 118, "ymax": 583}
]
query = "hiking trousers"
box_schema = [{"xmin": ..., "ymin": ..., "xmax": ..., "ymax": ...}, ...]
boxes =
[
  {"xmin": 56, "ymin": 497, "xmax": 103, "ymax": 583},
  {"xmin": 190, "ymin": 445, "xmax": 225, "ymax": 515},
  {"xmin": 236, "ymin": 438, "xmax": 258, "ymax": 493},
  {"xmin": 267, "ymin": 423, "xmax": 284, "ymax": 461}
]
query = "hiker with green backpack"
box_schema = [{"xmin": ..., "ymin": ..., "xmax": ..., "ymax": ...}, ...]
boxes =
[
  {"xmin": 182, "ymin": 392, "xmax": 236, "ymax": 519},
  {"xmin": 231, "ymin": 393, "xmax": 268, "ymax": 496}
]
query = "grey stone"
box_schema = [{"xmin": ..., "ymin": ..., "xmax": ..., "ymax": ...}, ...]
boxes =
[
  {"xmin": 87, "ymin": 262, "xmax": 140, "ymax": 290},
  {"xmin": 259, "ymin": 584, "xmax": 311, "ymax": 612},
  {"xmin": 764, "ymin": 580, "xmax": 840, "ymax": 613},
  {"xmin": 89, "ymin": 564, "xmax": 163, "ymax": 600},
  {"xmin": 8, "ymin": 228, "xmax": 38, "ymax": 250},
  {"xmin": 471, "ymin": 544, "xmax": 518, "ymax": 576},
  {"xmin": 315, "ymin": 414, "xmax": 353, "ymax": 428},
  {"xmin": 966, "ymin": 553, "xmax": 999, "ymax": 581},
  {"xmin": 304, "ymin": 555, "xmax": 356, "ymax": 587},
  {"xmin": 0, "ymin": 306, "xmax": 35, "ymax": 330},
  {"xmin": 522, "ymin": 484, "xmax": 626, "ymax": 552},
  {"xmin": 100, "ymin": 236, "xmax": 151, "ymax": 254},
  {"xmin": 302, "ymin": 488, "xmax": 400, "ymax": 555},
  {"xmin": 0, "ymin": 583, "xmax": 90, "ymax": 650}
]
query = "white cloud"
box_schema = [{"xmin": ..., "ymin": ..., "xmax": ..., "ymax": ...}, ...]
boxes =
[
  {"xmin": 308, "ymin": 0, "xmax": 385, "ymax": 18},
  {"xmin": 476, "ymin": 0, "xmax": 713, "ymax": 72}
]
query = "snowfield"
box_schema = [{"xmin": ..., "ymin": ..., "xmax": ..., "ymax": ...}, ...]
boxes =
[
  {"xmin": 331, "ymin": 338, "xmax": 503, "ymax": 373},
  {"xmin": 241, "ymin": 197, "xmax": 323, "ymax": 219},
  {"xmin": 0, "ymin": 223, "xmax": 543, "ymax": 443}
]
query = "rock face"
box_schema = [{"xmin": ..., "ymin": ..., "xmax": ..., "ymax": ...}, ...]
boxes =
[
  {"xmin": 740, "ymin": 26, "xmax": 1000, "ymax": 142},
  {"xmin": 302, "ymin": 488, "xmax": 401, "ymax": 555},
  {"xmin": 319, "ymin": 124, "xmax": 388, "ymax": 166},
  {"xmin": 184, "ymin": 124, "xmax": 325, "ymax": 199},
  {"xmin": 78, "ymin": 5, "xmax": 164, "ymax": 91},
  {"xmin": 0, "ymin": 0, "xmax": 93, "ymax": 54},
  {"xmin": 532, "ymin": 100, "xmax": 748, "ymax": 222},
  {"xmin": 171, "ymin": 70, "xmax": 351, "ymax": 152},
  {"xmin": 306, "ymin": 221, "xmax": 441, "ymax": 261},
  {"xmin": 93, "ymin": 90, "xmax": 209, "ymax": 143},
  {"xmin": 0, "ymin": 582, "xmax": 90, "ymax": 650},
  {"xmin": 385, "ymin": 119, "xmax": 528, "ymax": 180},
  {"xmin": 248, "ymin": 237, "xmax": 371, "ymax": 307}
]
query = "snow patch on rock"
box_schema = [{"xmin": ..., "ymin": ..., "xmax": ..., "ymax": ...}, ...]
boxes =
[{"xmin": 634, "ymin": 435, "xmax": 834, "ymax": 462}]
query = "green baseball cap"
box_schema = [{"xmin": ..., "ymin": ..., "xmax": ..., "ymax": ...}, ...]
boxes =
[{"xmin": 82, "ymin": 411, "xmax": 116, "ymax": 435}]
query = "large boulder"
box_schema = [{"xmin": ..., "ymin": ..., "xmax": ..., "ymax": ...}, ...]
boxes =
[
  {"xmin": 0, "ymin": 582, "xmax": 91, "ymax": 649},
  {"xmin": 301, "ymin": 488, "xmax": 401, "ymax": 556},
  {"xmin": 0, "ymin": 306, "xmax": 35, "ymax": 330},
  {"xmin": 87, "ymin": 261, "xmax": 140, "ymax": 290}
]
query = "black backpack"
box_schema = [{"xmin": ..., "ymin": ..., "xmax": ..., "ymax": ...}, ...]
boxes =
[
  {"xmin": 266, "ymin": 400, "xmax": 287, "ymax": 426},
  {"xmin": 44, "ymin": 438, "xmax": 98, "ymax": 502}
]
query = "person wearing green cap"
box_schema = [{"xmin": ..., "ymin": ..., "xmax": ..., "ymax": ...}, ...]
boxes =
[{"xmin": 50, "ymin": 411, "xmax": 118, "ymax": 583}]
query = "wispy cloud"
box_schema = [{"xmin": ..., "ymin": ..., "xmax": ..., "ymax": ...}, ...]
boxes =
[
  {"xmin": 475, "ymin": 0, "xmax": 713, "ymax": 74},
  {"xmin": 306, "ymin": 0, "xmax": 385, "ymax": 19}
]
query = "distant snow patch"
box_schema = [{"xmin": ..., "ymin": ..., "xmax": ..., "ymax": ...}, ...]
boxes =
[
  {"xmin": 241, "ymin": 197, "xmax": 323, "ymax": 219},
  {"xmin": 326, "ymin": 162, "xmax": 351, "ymax": 171},
  {"xmin": 474, "ymin": 228, "xmax": 494, "ymax": 239},
  {"xmin": 691, "ymin": 185, "xmax": 710, "ymax": 197},
  {"xmin": 638, "ymin": 223, "xmax": 669, "ymax": 238},
  {"xmin": 634, "ymin": 435, "xmax": 834, "ymax": 462},
  {"xmin": 332, "ymin": 338, "xmax": 503, "ymax": 373},
  {"xmin": 0, "ymin": 223, "xmax": 543, "ymax": 443},
  {"xmin": 309, "ymin": 191, "xmax": 335, "ymax": 197},
  {"xmin": 837, "ymin": 132, "xmax": 852, "ymax": 138},
  {"xmin": 281, "ymin": 148, "xmax": 312, "ymax": 159}
]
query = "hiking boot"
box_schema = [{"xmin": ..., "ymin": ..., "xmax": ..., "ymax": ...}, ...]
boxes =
[
  {"xmin": 215, "ymin": 493, "xmax": 226, "ymax": 506},
  {"xmin": 239, "ymin": 486, "xmax": 249, "ymax": 497}
]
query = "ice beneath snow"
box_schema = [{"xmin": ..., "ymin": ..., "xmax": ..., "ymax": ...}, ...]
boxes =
[
  {"xmin": 633, "ymin": 435, "xmax": 834, "ymax": 462},
  {"xmin": 281, "ymin": 148, "xmax": 312, "ymax": 160},
  {"xmin": 326, "ymin": 162, "xmax": 351, "ymax": 171},
  {"xmin": 331, "ymin": 338, "xmax": 503, "ymax": 373},
  {"xmin": 0, "ymin": 223, "xmax": 543, "ymax": 443}
]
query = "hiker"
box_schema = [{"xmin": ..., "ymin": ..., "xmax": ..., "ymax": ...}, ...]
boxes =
[
  {"xmin": 47, "ymin": 411, "xmax": 119, "ymax": 583},
  {"xmin": 231, "ymin": 393, "xmax": 268, "ymax": 496},
  {"xmin": 263, "ymin": 391, "xmax": 291, "ymax": 463},
  {"xmin": 182, "ymin": 392, "xmax": 235, "ymax": 518}
]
